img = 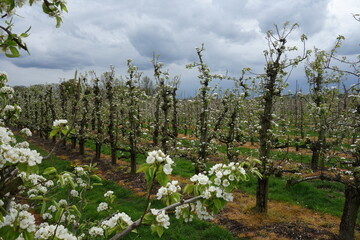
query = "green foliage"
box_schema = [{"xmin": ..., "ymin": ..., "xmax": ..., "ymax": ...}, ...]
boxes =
[{"xmin": 0, "ymin": 0, "xmax": 68, "ymax": 56}]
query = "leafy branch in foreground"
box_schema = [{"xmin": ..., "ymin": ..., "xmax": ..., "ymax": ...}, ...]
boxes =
[{"xmin": 0, "ymin": 0, "xmax": 68, "ymax": 57}]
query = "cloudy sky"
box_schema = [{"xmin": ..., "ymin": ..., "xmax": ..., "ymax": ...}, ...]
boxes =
[{"xmin": 1, "ymin": 0, "xmax": 359, "ymax": 96}]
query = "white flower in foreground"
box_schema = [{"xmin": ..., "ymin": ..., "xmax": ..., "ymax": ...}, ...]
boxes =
[
  {"xmin": 195, "ymin": 201, "xmax": 214, "ymax": 220},
  {"xmin": 150, "ymin": 209, "xmax": 170, "ymax": 229},
  {"xmin": 190, "ymin": 173, "xmax": 210, "ymax": 185},
  {"xmin": 175, "ymin": 203, "xmax": 195, "ymax": 222},
  {"xmin": 35, "ymin": 224, "xmax": 77, "ymax": 240},
  {"xmin": 89, "ymin": 226, "xmax": 104, "ymax": 237},
  {"xmin": 74, "ymin": 166, "xmax": 86, "ymax": 176},
  {"xmin": 53, "ymin": 119, "xmax": 68, "ymax": 127},
  {"xmin": 104, "ymin": 190, "xmax": 114, "ymax": 198},
  {"xmin": 19, "ymin": 128, "xmax": 32, "ymax": 137},
  {"xmin": 163, "ymin": 163, "xmax": 173, "ymax": 175},
  {"xmin": 97, "ymin": 202, "xmax": 108, "ymax": 212},
  {"xmin": 70, "ymin": 189, "xmax": 79, "ymax": 198},
  {"xmin": 146, "ymin": 150, "xmax": 172, "ymax": 164},
  {"xmin": 48, "ymin": 205, "xmax": 57, "ymax": 213},
  {"xmin": 101, "ymin": 212, "xmax": 133, "ymax": 229},
  {"xmin": 42, "ymin": 213, "xmax": 52, "ymax": 220},
  {"xmin": 58, "ymin": 199, "xmax": 67, "ymax": 207},
  {"xmin": 156, "ymin": 180, "xmax": 181, "ymax": 200}
]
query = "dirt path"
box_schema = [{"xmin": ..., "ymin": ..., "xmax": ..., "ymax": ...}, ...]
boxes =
[{"xmin": 26, "ymin": 135, "xmax": 358, "ymax": 240}]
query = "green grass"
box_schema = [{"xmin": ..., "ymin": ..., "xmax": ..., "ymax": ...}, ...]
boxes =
[{"xmin": 239, "ymin": 176, "xmax": 352, "ymax": 220}]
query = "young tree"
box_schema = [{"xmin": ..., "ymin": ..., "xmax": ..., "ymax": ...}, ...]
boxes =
[
  {"xmin": 255, "ymin": 22, "xmax": 308, "ymax": 213},
  {"xmin": 104, "ymin": 67, "xmax": 118, "ymax": 165},
  {"xmin": 305, "ymin": 46, "xmax": 343, "ymax": 171},
  {"xmin": 186, "ymin": 44, "xmax": 224, "ymax": 173},
  {"xmin": 125, "ymin": 60, "xmax": 144, "ymax": 174}
]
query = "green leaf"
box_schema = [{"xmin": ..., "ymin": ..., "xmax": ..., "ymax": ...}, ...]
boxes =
[
  {"xmin": 150, "ymin": 224, "xmax": 157, "ymax": 234},
  {"xmin": 55, "ymin": 208, "xmax": 64, "ymax": 222},
  {"xmin": 5, "ymin": 46, "xmax": 20, "ymax": 58},
  {"xmin": 0, "ymin": 225, "xmax": 20, "ymax": 240},
  {"xmin": 61, "ymin": 129, "xmax": 69, "ymax": 135},
  {"xmin": 60, "ymin": 3, "xmax": 68, "ymax": 12},
  {"xmin": 42, "ymin": 2, "xmax": 50, "ymax": 14},
  {"xmin": 51, "ymin": 199, "xmax": 59, "ymax": 208},
  {"xmin": 145, "ymin": 166, "xmax": 155, "ymax": 183},
  {"xmin": 156, "ymin": 225, "xmax": 164, "ymax": 237},
  {"xmin": 20, "ymin": 32, "xmax": 29, "ymax": 38},
  {"xmin": 156, "ymin": 172, "xmax": 168, "ymax": 187},
  {"xmin": 43, "ymin": 167, "xmax": 57, "ymax": 175},
  {"xmin": 64, "ymin": 174, "xmax": 75, "ymax": 188},
  {"xmin": 58, "ymin": 175, "xmax": 65, "ymax": 186},
  {"xmin": 71, "ymin": 205, "xmax": 81, "ymax": 218},
  {"xmin": 31, "ymin": 195, "xmax": 44, "ymax": 200},
  {"xmin": 136, "ymin": 164, "xmax": 150, "ymax": 173},
  {"xmin": 171, "ymin": 193, "xmax": 180, "ymax": 204},
  {"xmin": 40, "ymin": 200, "xmax": 46, "ymax": 216},
  {"xmin": 183, "ymin": 184, "xmax": 194, "ymax": 195},
  {"xmin": 213, "ymin": 198, "xmax": 222, "ymax": 211},
  {"xmin": 143, "ymin": 213, "xmax": 155, "ymax": 224},
  {"xmin": 23, "ymin": 230, "xmax": 34, "ymax": 240},
  {"xmin": 91, "ymin": 174, "xmax": 102, "ymax": 182},
  {"xmin": 49, "ymin": 129, "xmax": 59, "ymax": 138}
]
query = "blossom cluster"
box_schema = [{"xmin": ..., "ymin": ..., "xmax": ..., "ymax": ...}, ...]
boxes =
[
  {"xmin": 97, "ymin": 202, "xmax": 109, "ymax": 212},
  {"xmin": 89, "ymin": 226, "xmax": 104, "ymax": 237},
  {"xmin": 150, "ymin": 209, "xmax": 170, "ymax": 229},
  {"xmin": 0, "ymin": 202, "xmax": 36, "ymax": 234},
  {"xmin": 53, "ymin": 119, "xmax": 68, "ymax": 127},
  {"xmin": 190, "ymin": 173, "xmax": 210, "ymax": 185},
  {"xmin": 35, "ymin": 224, "xmax": 77, "ymax": 240},
  {"xmin": 0, "ymin": 126, "xmax": 15, "ymax": 145},
  {"xmin": 2, "ymin": 104, "xmax": 21, "ymax": 113},
  {"xmin": 0, "ymin": 141, "xmax": 43, "ymax": 167},
  {"xmin": 146, "ymin": 150, "xmax": 174, "ymax": 175},
  {"xmin": 19, "ymin": 127, "xmax": 32, "ymax": 137},
  {"xmin": 175, "ymin": 203, "xmax": 195, "ymax": 222},
  {"xmin": 156, "ymin": 180, "xmax": 181, "ymax": 200},
  {"xmin": 0, "ymin": 86, "xmax": 14, "ymax": 98},
  {"xmin": 101, "ymin": 212, "xmax": 133, "ymax": 230}
]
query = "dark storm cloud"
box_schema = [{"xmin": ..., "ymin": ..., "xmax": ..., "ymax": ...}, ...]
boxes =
[
  {"xmin": 10, "ymin": 49, "xmax": 93, "ymax": 70},
  {"xmin": 2, "ymin": 0, "xmax": 359, "ymax": 92},
  {"xmin": 239, "ymin": 0, "xmax": 330, "ymax": 35},
  {"xmin": 128, "ymin": 24, "xmax": 185, "ymax": 63}
]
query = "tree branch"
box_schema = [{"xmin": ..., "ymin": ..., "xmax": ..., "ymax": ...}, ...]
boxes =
[
  {"xmin": 0, "ymin": 25, "xmax": 28, "ymax": 51},
  {"xmin": 110, "ymin": 196, "xmax": 202, "ymax": 240},
  {"xmin": 287, "ymin": 173, "xmax": 346, "ymax": 186}
]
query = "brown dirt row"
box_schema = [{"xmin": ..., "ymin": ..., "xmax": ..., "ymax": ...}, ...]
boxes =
[{"xmin": 26, "ymin": 135, "xmax": 359, "ymax": 240}]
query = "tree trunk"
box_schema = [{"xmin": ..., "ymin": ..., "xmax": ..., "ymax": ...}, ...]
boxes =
[
  {"xmin": 95, "ymin": 143, "xmax": 101, "ymax": 161},
  {"xmin": 311, "ymin": 148, "xmax": 320, "ymax": 171},
  {"xmin": 71, "ymin": 137, "xmax": 76, "ymax": 149},
  {"xmin": 153, "ymin": 96, "xmax": 160, "ymax": 147},
  {"xmin": 130, "ymin": 143, "xmax": 136, "ymax": 175},
  {"xmin": 339, "ymin": 185, "xmax": 360, "ymax": 240},
  {"xmin": 79, "ymin": 139, "xmax": 85, "ymax": 155},
  {"xmin": 255, "ymin": 176, "xmax": 269, "ymax": 213}
]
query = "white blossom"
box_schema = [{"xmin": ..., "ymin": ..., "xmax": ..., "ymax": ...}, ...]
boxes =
[{"xmin": 97, "ymin": 202, "xmax": 108, "ymax": 212}]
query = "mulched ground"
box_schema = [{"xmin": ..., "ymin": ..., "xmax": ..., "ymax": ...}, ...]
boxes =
[{"xmin": 25, "ymin": 133, "xmax": 358, "ymax": 240}]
